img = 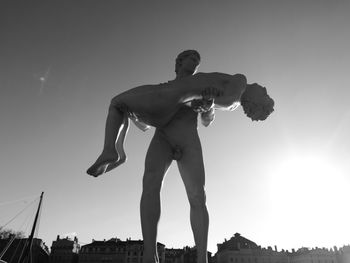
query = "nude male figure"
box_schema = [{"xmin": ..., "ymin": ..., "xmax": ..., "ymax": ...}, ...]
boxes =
[
  {"xmin": 140, "ymin": 50, "xmax": 212, "ymax": 263},
  {"xmin": 87, "ymin": 50, "xmax": 274, "ymax": 263}
]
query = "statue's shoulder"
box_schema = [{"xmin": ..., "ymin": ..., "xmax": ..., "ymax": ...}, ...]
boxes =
[
  {"xmin": 195, "ymin": 72, "xmax": 231, "ymax": 78},
  {"xmin": 190, "ymin": 72, "xmax": 233, "ymax": 87}
]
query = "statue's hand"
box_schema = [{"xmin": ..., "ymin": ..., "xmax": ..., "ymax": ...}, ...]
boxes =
[
  {"xmin": 191, "ymin": 98, "xmax": 214, "ymax": 113},
  {"xmin": 201, "ymin": 86, "xmax": 223, "ymax": 100}
]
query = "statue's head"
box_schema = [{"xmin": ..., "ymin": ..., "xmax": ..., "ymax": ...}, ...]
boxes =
[
  {"xmin": 240, "ymin": 83, "xmax": 275, "ymax": 121},
  {"xmin": 175, "ymin": 50, "xmax": 201, "ymax": 75}
]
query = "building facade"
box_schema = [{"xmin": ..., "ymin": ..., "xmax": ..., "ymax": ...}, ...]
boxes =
[
  {"xmin": 174, "ymin": 246, "xmax": 212, "ymax": 263},
  {"xmin": 50, "ymin": 235, "xmax": 80, "ymax": 263},
  {"xmin": 334, "ymin": 246, "xmax": 350, "ymax": 263},
  {"xmin": 215, "ymin": 233, "xmax": 290, "ymax": 263},
  {"xmin": 79, "ymin": 238, "xmax": 125, "ymax": 263},
  {"xmin": 78, "ymin": 238, "xmax": 165, "ymax": 263},
  {"xmin": 290, "ymin": 247, "xmax": 337, "ymax": 263},
  {"xmin": 165, "ymin": 248, "xmax": 184, "ymax": 263},
  {"xmin": 215, "ymin": 233, "xmax": 347, "ymax": 263}
]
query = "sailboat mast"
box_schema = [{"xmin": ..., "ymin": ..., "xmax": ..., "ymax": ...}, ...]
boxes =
[{"xmin": 18, "ymin": 192, "xmax": 44, "ymax": 263}]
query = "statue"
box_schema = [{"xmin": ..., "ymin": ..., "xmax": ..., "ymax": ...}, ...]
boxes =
[{"xmin": 87, "ymin": 50, "xmax": 274, "ymax": 263}]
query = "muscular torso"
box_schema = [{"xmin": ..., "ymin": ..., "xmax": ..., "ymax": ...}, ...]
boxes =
[
  {"xmin": 159, "ymin": 105, "xmax": 198, "ymax": 136},
  {"xmin": 154, "ymin": 104, "xmax": 200, "ymax": 160}
]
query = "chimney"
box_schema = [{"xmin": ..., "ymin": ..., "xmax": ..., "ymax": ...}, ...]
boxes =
[
  {"xmin": 274, "ymin": 245, "xmax": 277, "ymax": 252},
  {"xmin": 57, "ymin": 235, "xmax": 60, "ymax": 241}
]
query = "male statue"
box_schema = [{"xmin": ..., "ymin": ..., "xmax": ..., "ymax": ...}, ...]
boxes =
[{"xmin": 87, "ymin": 50, "xmax": 274, "ymax": 263}]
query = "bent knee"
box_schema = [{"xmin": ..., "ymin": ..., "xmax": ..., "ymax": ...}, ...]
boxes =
[
  {"xmin": 110, "ymin": 96, "xmax": 129, "ymax": 114},
  {"xmin": 234, "ymin": 73, "xmax": 247, "ymax": 86},
  {"xmin": 110, "ymin": 96, "xmax": 121, "ymax": 107}
]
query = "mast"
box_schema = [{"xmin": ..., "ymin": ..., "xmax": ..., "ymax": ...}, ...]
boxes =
[{"xmin": 18, "ymin": 192, "xmax": 44, "ymax": 263}]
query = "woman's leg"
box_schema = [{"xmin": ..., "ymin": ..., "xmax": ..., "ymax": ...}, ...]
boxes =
[
  {"xmin": 105, "ymin": 114, "xmax": 129, "ymax": 173},
  {"xmin": 87, "ymin": 98, "xmax": 125, "ymax": 177},
  {"xmin": 141, "ymin": 132, "xmax": 173, "ymax": 263},
  {"xmin": 177, "ymin": 134, "xmax": 209, "ymax": 263}
]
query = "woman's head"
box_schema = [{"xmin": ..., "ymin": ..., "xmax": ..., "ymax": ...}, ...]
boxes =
[
  {"xmin": 175, "ymin": 50, "xmax": 201, "ymax": 75},
  {"xmin": 240, "ymin": 83, "xmax": 275, "ymax": 121}
]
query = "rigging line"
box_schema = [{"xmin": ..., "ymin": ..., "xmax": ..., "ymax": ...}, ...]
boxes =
[
  {"xmin": 0, "ymin": 234, "xmax": 16, "ymax": 260},
  {"xmin": 0, "ymin": 197, "xmax": 39, "ymax": 231},
  {"xmin": 9, "ymin": 238, "xmax": 25, "ymax": 263},
  {"xmin": 8, "ymin": 205, "xmax": 36, "ymax": 263},
  {"xmin": 17, "ymin": 199, "xmax": 38, "ymax": 236},
  {"xmin": 0, "ymin": 194, "xmax": 39, "ymax": 207},
  {"xmin": 0, "ymin": 199, "xmax": 37, "ymax": 262}
]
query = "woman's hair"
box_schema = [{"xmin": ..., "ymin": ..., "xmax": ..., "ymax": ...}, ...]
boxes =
[
  {"xmin": 175, "ymin": 50, "xmax": 201, "ymax": 74},
  {"xmin": 240, "ymin": 83, "xmax": 275, "ymax": 121}
]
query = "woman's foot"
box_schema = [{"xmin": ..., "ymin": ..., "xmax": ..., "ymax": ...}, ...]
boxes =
[
  {"xmin": 87, "ymin": 151, "xmax": 119, "ymax": 177},
  {"xmin": 105, "ymin": 155, "xmax": 127, "ymax": 173}
]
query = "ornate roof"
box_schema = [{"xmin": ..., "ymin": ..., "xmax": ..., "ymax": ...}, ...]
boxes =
[{"xmin": 217, "ymin": 233, "xmax": 259, "ymax": 252}]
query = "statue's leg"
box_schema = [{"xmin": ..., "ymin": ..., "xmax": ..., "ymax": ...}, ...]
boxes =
[
  {"xmin": 141, "ymin": 131, "xmax": 173, "ymax": 263},
  {"xmin": 105, "ymin": 113, "xmax": 129, "ymax": 173},
  {"xmin": 177, "ymin": 133, "xmax": 209, "ymax": 263},
  {"xmin": 86, "ymin": 97, "xmax": 125, "ymax": 177}
]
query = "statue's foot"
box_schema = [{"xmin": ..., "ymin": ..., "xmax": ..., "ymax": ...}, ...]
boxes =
[
  {"xmin": 105, "ymin": 154, "xmax": 127, "ymax": 173},
  {"xmin": 87, "ymin": 152, "xmax": 119, "ymax": 177}
]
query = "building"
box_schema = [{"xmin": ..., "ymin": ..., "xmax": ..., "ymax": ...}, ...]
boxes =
[
  {"xmin": 0, "ymin": 237, "xmax": 49, "ymax": 263},
  {"xmin": 174, "ymin": 246, "xmax": 212, "ymax": 263},
  {"xmin": 165, "ymin": 248, "xmax": 184, "ymax": 263},
  {"xmin": 125, "ymin": 239, "xmax": 165, "ymax": 263},
  {"xmin": 290, "ymin": 247, "xmax": 337, "ymax": 263},
  {"xmin": 79, "ymin": 238, "xmax": 125, "ymax": 263},
  {"xmin": 215, "ymin": 233, "xmax": 289, "ymax": 263},
  {"xmin": 78, "ymin": 238, "xmax": 165, "ymax": 263},
  {"xmin": 334, "ymin": 245, "xmax": 350, "ymax": 263},
  {"xmin": 50, "ymin": 235, "xmax": 80, "ymax": 263}
]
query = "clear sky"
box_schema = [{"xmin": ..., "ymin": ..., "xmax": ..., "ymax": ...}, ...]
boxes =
[{"xmin": 1, "ymin": 0, "xmax": 350, "ymax": 253}]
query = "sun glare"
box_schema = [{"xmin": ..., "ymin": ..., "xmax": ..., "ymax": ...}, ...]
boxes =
[{"xmin": 265, "ymin": 152, "xmax": 349, "ymax": 247}]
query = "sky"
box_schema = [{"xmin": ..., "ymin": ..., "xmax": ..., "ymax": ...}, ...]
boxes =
[{"xmin": 1, "ymin": 0, "xmax": 350, "ymax": 254}]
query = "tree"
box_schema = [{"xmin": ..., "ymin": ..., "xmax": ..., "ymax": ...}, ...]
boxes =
[{"xmin": 0, "ymin": 228, "xmax": 25, "ymax": 239}]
